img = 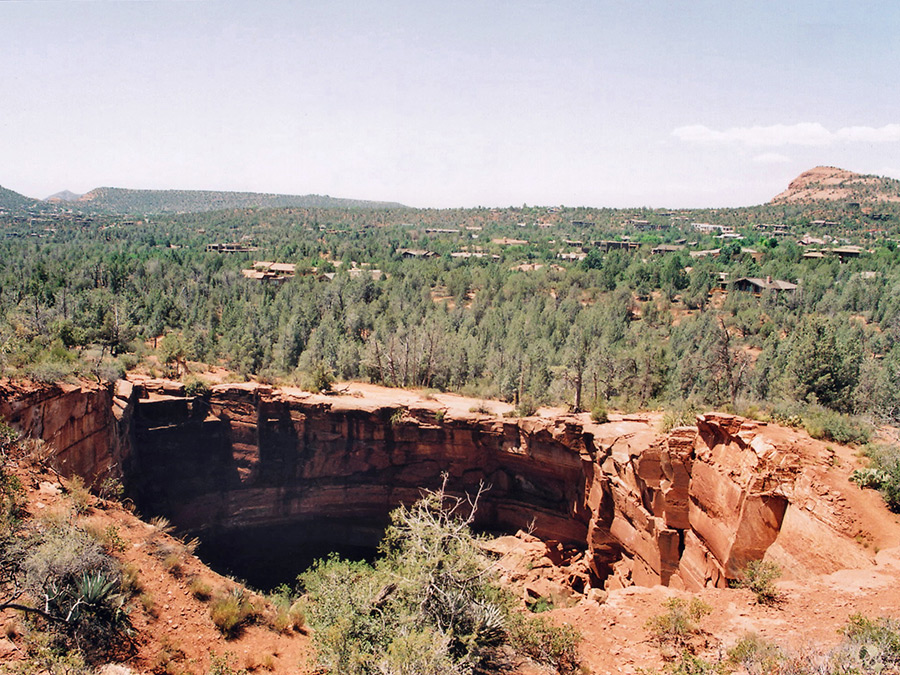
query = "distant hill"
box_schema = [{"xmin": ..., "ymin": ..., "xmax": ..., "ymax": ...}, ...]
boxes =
[
  {"xmin": 71, "ymin": 187, "xmax": 406, "ymax": 214},
  {"xmin": 45, "ymin": 190, "xmax": 83, "ymax": 203},
  {"xmin": 770, "ymin": 166, "xmax": 900, "ymax": 205},
  {"xmin": 0, "ymin": 185, "xmax": 38, "ymax": 212}
]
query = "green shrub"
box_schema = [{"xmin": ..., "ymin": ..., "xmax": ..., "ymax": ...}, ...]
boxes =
[
  {"xmin": 140, "ymin": 592, "xmax": 157, "ymax": 616},
  {"xmin": 514, "ymin": 396, "xmax": 538, "ymax": 417},
  {"xmin": 304, "ymin": 363, "xmax": 334, "ymax": 393},
  {"xmin": 189, "ymin": 577, "xmax": 213, "ymax": 601},
  {"xmin": 850, "ymin": 467, "xmax": 888, "ymax": 489},
  {"xmin": 121, "ymin": 562, "xmax": 142, "ymax": 596},
  {"xmin": 97, "ymin": 476, "xmax": 124, "ymax": 502},
  {"xmin": 0, "ymin": 421, "xmax": 25, "ymax": 530},
  {"xmin": 858, "ymin": 444, "xmax": 900, "ymax": 512},
  {"xmin": 210, "ymin": 588, "xmax": 255, "ymax": 638},
  {"xmin": 208, "ymin": 651, "xmax": 248, "ymax": 675},
  {"xmin": 802, "ymin": 409, "xmax": 871, "ymax": 445},
  {"xmin": 506, "ymin": 613, "xmax": 581, "ymax": 674},
  {"xmin": 163, "ymin": 552, "xmax": 184, "ymax": 577},
  {"xmin": 661, "ymin": 652, "xmax": 727, "ymax": 674},
  {"xmin": 841, "ymin": 613, "xmax": 900, "ymax": 667},
  {"xmin": 736, "ymin": 560, "xmax": 782, "ymax": 605},
  {"xmin": 390, "ymin": 408, "xmax": 405, "ymax": 427},
  {"xmin": 660, "ymin": 405, "xmax": 699, "ymax": 433},
  {"xmin": 184, "ymin": 375, "xmax": 211, "ymax": 398},
  {"xmin": 64, "ymin": 475, "xmax": 92, "ymax": 515},
  {"xmin": 727, "ymin": 633, "xmax": 783, "ymax": 675},
  {"xmin": 299, "ymin": 481, "xmax": 582, "ymax": 674},
  {"xmin": 645, "ymin": 597, "xmax": 712, "ymax": 649},
  {"xmin": 20, "ymin": 522, "xmax": 128, "ymax": 653},
  {"xmin": 267, "ymin": 584, "xmax": 305, "ymax": 633},
  {"xmin": 590, "ymin": 401, "xmax": 609, "ymax": 423}
]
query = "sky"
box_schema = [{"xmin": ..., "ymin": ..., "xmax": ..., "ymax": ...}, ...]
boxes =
[{"xmin": 1, "ymin": 0, "xmax": 899, "ymax": 209}]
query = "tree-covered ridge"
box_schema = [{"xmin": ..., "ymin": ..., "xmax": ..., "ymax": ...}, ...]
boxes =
[
  {"xmin": 72, "ymin": 187, "xmax": 407, "ymax": 215},
  {"xmin": 0, "ymin": 185, "xmax": 38, "ymax": 212},
  {"xmin": 2, "ymin": 197, "xmax": 900, "ymax": 430}
]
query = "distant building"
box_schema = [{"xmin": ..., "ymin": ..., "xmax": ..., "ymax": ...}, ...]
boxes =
[
  {"xmin": 651, "ymin": 244, "xmax": 685, "ymax": 254},
  {"xmin": 397, "ymin": 248, "xmax": 437, "ymax": 258},
  {"xmin": 692, "ymin": 222, "xmax": 734, "ymax": 234},
  {"xmin": 206, "ymin": 242, "xmax": 259, "ymax": 253},
  {"xmin": 626, "ymin": 219, "xmax": 670, "ymax": 231},
  {"xmin": 348, "ymin": 268, "xmax": 383, "ymax": 281},
  {"xmin": 731, "ymin": 276, "xmax": 797, "ymax": 294},
  {"xmin": 830, "ymin": 245, "xmax": 867, "ymax": 261},
  {"xmin": 450, "ymin": 252, "xmax": 500, "ymax": 260},
  {"xmin": 595, "ymin": 240, "xmax": 639, "ymax": 252},
  {"xmin": 741, "ymin": 248, "xmax": 764, "ymax": 262},
  {"xmin": 756, "ymin": 223, "xmax": 790, "ymax": 236},
  {"xmin": 557, "ymin": 251, "xmax": 587, "ymax": 261},
  {"xmin": 241, "ymin": 261, "xmax": 297, "ymax": 283}
]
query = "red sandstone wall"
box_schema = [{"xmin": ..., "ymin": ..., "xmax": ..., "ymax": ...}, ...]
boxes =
[
  {"xmin": 0, "ymin": 379, "xmax": 134, "ymax": 483},
  {"xmin": 2, "ymin": 378, "xmax": 872, "ymax": 592}
]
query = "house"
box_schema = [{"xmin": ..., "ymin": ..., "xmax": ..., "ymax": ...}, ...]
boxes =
[
  {"xmin": 731, "ymin": 276, "xmax": 797, "ymax": 295},
  {"xmin": 557, "ymin": 251, "xmax": 587, "ymax": 261},
  {"xmin": 207, "ymin": 242, "xmax": 259, "ymax": 253},
  {"xmin": 595, "ymin": 240, "xmax": 639, "ymax": 252},
  {"xmin": 651, "ymin": 244, "xmax": 685, "ymax": 254},
  {"xmin": 830, "ymin": 246, "xmax": 866, "ymax": 261},
  {"xmin": 348, "ymin": 268, "xmax": 383, "ymax": 281},
  {"xmin": 692, "ymin": 223, "xmax": 734, "ymax": 235},
  {"xmin": 254, "ymin": 262, "xmax": 297, "ymax": 275},
  {"xmin": 741, "ymin": 248, "xmax": 764, "ymax": 262},
  {"xmin": 397, "ymin": 248, "xmax": 437, "ymax": 258},
  {"xmin": 450, "ymin": 252, "xmax": 500, "ymax": 260},
  {"xmin": 241, "ymin": 261, "xmax": 298, "ymax": 283}
]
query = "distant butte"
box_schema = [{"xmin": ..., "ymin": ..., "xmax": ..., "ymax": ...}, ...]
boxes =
[{"xmin": 770, "ymin": 165, "xmax": 900, "ymax": 204}]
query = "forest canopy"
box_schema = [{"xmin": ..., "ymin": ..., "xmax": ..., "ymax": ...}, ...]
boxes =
[{"xmin": 2, "ymin": 199, "xmax": 900, "ymax": 427}]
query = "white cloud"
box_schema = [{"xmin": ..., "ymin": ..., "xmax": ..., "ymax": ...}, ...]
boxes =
[
  {"xmin": 673, "ymin": 123, "xmax": 900, "ymax": 147},
  {"xmin": 836, "ymin": 125, "xmax": 900, "ymax": 142},
  {"xmin": 752, "ymin": 152, "xmax": 791, "ymax": 164}
]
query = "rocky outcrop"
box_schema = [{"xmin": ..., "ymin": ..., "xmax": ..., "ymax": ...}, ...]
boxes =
[
  {"xmin": 0, "ymin": 379, "xmax": 133, "ymax": 483},
  {"xmin": 1, "ymin": 378, "xmax": 874, "ymax": 594}
]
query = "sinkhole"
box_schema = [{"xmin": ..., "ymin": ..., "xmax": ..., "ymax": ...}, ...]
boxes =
[
  {"xmin": 127, "ymin": 392, "xmax": 594, "ymax": 592},
  {"xmin": 194, "ymin": 519, "xmax": 385, "ymax": 591}
]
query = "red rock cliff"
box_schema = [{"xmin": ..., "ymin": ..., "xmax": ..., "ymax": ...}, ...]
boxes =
[{"xmin": 2, "ymin": 378, "xmax": 872, "ymax": 593}]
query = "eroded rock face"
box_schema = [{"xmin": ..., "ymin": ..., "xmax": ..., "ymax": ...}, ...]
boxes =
[
  {"xmin": 0, "ymin": 379, "xmax": 133, "ymax": 483},
  {"xmin": 1, "ymin": 379, "xmax": 873, "ymax": 592},
  {"xmin": 130, "ymin": 382, "xmax": 591, "ymax": 554}
]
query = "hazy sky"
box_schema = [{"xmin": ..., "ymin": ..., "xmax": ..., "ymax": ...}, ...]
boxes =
[{"xmin": 2, "ymin": 0, "xmax": 899, "ymax": 208}]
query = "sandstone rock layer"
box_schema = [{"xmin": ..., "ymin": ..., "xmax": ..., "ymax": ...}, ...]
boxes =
[{"xmin": 1, "ymin": 378, "xmax": 873, "ymax": 592}]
